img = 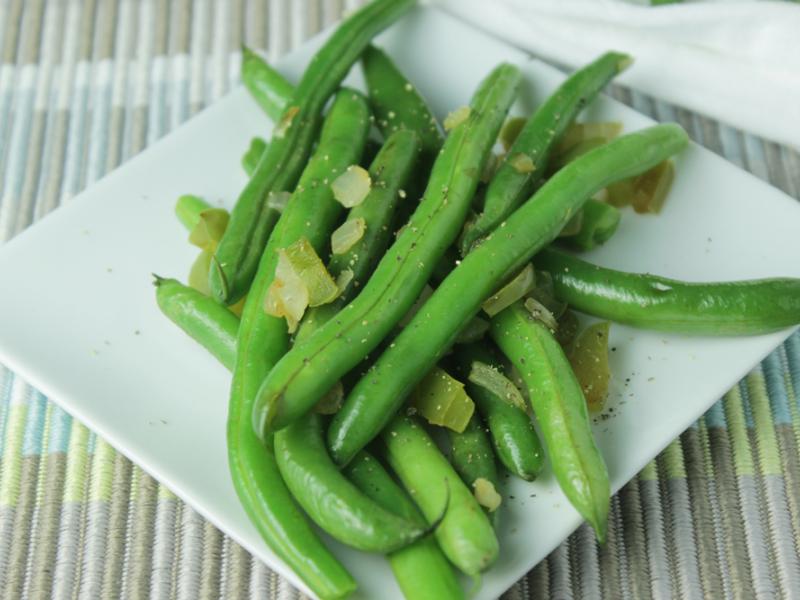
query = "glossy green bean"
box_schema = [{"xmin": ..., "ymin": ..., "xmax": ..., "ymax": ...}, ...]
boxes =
[
  {"xmin": 254, "ymin": 63, "xmax": 522, "ymax": 437},
  {"xmin": 227, "ymin": 90, "xmax": 370, "ymax": 599},
  {"xmin": 241, "ymin": 45, "xmax": 294, "ymax": 121},
  {"xmin": 447, "ymin": 414, "xmax": 499, "ymax": 491},
  {"xmin": 381, "ymin": 415, "xmax": 499, "ymax": 575},
  {"xmin": 536, "ymin": 247, "xmax": 800, "ymax": 335},
  {"xmin": 242, "ymin": 137, "xmax": 268, "ymax": 177},
  {"xmin": 155, "ymin": 285, "xmax": 355, "ymax": 597},
  {"xmin": 491, "ymin": 300, "xmax": 609, "ymax": 541},
  {"xmin": 561, "ymin": 198, "xmax": 620, "ymax": 251},
  {"xmin": 327, "ymin": 124, "xmax": 688, "ymax": 465},
  {"xmin": 452, "ymin": 343, "xmax": 544, "ymax": 481},
  {"xmin": 459, "ymin": 52, "xmax": 631, "ymax": 255},
  {"xmin": 362, "ymin": 44, "xmax": 443, "ymax": 161},
  {"xmin": 211, "ymin": 0, "xmax": 415, "ymax": 304},
  {"xmin": 154, "ymin": 277, "xmax": 239, "ymax": 370},
  {"xmin": 175, "ymin": 194, "xmax": 211, "ymax": 231},
  {"xmin": 294, "ymin": 129, "xmax": 421, "ymax": 344},
  {"xmin": 345, "ymin": 452, "xmax": 465, "ymax": 600},
  {"xmin": 274, "ymin": 414, "xmax": 426, "ymax": 552}
]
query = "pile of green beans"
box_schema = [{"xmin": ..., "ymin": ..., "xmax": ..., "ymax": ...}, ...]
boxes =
[{"xmin": 152, "ymin": 8, "xmax": 800, "ymax": 595}]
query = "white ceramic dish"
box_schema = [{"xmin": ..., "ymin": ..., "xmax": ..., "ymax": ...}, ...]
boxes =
[{"xmin": 0, "ymin": 7, "xmax": 798, "ymax": 599}]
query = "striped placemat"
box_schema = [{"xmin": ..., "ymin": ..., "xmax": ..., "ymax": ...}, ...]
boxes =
[{"xmin": 1, "ymin": 1, "xmax": 799, "ymax": 598}]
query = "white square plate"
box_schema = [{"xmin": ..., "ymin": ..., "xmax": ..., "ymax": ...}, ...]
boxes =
[{"xmin": 1, "ymin": 7, "xmax": 798, "ymax": 599}]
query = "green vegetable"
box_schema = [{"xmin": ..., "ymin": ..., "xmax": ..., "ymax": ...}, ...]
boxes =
[
  {"xmin": 536, "ymin": 247, "xmax": 800, "ymax": 335},
  {"xmin": 227, "ymin": 89, "xmax": 370, "ymax": 600},
  {"xmin": 254, "ymin": 63, "xmax": 522, "ymax": 438},
  {"xmin": 491, "ymin": 301, "xmax": 610, "ymax": 541},
  {"xmin": 241, "ymin": 45, "xmax": 294, "ymax": 121},
  {"xmin": 453, "ymin": 343, "xmax": 544, "ymax": 481},
  {"xmin": 561, "ymin": 198, "xmax": 621, "ymax": 251},
  {"xmin": 294, "ymin": 129, "xmax": 421, "ymax": 345},
  {"xmin": 175, "ymin": 194, "xmax": 212, "ymax": 231},
  {"xmin": 381, "ymin": 415, "xmax": 499, "ymax": 575},
  {"xmin": 345, "ymin": 452, "xmax": 465, "ymax": 600},
  {"xmin": 459, "ymin": 52, "xmax": 631, "ymax": 255},
  {"xmin": 447, "ymin": 415, "xmax": 500, "ymax": 496},
  {"xmin": 154, "ymin": 280, "xmax": 355, "ymax": 599},
  {"xmin": 361, "ymin": 44, "xmax": 443, "ymax": 162},
  {"xmin": 274, "ymin": 414, "xmax": 429, "ymax": 552},
  {"xmin": 327, "ymin": 124, "xmax": 689, "ymax": 466},
  {"xmin": 242, "ymin": 137, "xmax": 268, "ymax": 176},
  {"xmin": 411, "ymin": 367, "xmax": 475, "ymax": 433},
  {"xmin": 211, "ymin": 0, "xmax": 416, "ymax": 304}
]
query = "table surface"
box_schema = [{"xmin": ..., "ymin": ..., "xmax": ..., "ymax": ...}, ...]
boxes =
[{"xmin": 1, "ymin": 1, "xmax": 799, "ymax": 599}]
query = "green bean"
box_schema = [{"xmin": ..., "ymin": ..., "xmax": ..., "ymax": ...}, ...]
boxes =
[
  {"xmin": 274, "ymin": 414, "xmax": 427, "ymax": 552},
  {"xmin": 447, "ymin": 415, "xmax": 499, "ymax": 492},
  {"xmin": 561, "ymin": 198, "xmax": 621, "ymax": 251},
  {"xmin": 294, "ymin": 129, "xmax": 421, "ymax": 345},
  {"xmin": 459, "ymin": 52, "xmax": 631, "ymax": 255},
  {"xmin": 452, "ymin": 343, "xmax": 544, "ymax": 481},
  {"xmin": 345, "ymin": 452, "xmax": 465, "ymax": 600},
  {"xmin": 491, "ymin": 300, "xmax": 609, "ymax": 541},
  {"xmin": 175, "ymin": 194, "xmax": 212, "ymax": 231},
  {"xmin": 211, "ymin": 0, "xmax": 415, "ymax": 304},
  {"xmin": 326, "ymin": 124, "xmax": 688, "ymax": 465},
  {"xmin": 227, "ymin": 90, "xmax": 369, "ymax": 599},
  {"xmin": 254, "ymin": 63, "xmax": 522, "ymax": 437},
  {"xmin": 241, "ymin": 45, "xmax": 294, "ymax": 121},
  {"xmin": 362, "ymin": 44, "xmax": 443, "ymax": 162},
  {"xmin": 242, "ymin": 137, "xmax": 268, "ymax": 177},
  {"xmin": 154, "ymin": 285, "xmax": 355, "ymax": 598},
  {"xmin": 380, "ymin": 415, "xmax": 499, "ymax": 575},
  {"xmin": 536, "ymin": 247, "xmax": 800, "ymax": 335},
  {"xmin": 154, "ymin": 277, "xmax": 239, "ymax": 370}
]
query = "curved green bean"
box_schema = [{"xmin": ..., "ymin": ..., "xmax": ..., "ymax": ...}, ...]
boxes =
[
  {"xmin": 211, "ymin": 0, "xmax": 415, "ymax": 304},
  {"xmin": 295, "ymin": 129, "xmax": 421, "ymax": 344},
  {"xmin": 447, "ymin": 415, "xmax": 499, "ymax": 492},
  {"xmin": 491, "ymin": 300, "xmax": 609, "ymax": 541},
  {"xmin": 175, "ymin": 194, "xmax": 212, "ymax": 231},
  {"xmin": 459, "ymin": 52, "xmax": 631, "ymax": 255},
  {"xmin": 227, "ymin": 90, "xmax": 369, "ymax": 599},
  {"xmin": 452, "ymin": 343, "xmax": 544, "ymax": 481},
  {"xmin": 345, "ymin": 451, "xmax": 465, "ymax": 600},
  {"xmin": 327, "ymin": 124, "xmax": 688, "ymax": 465},
  {"xmin": 241, "ymin": 45, "xmax": 294, "ymax": 121},
  {"xmin": 274, "ymin": 414, "xmax": 427, "ymax": 553},
  {"xmin": 362, "ymin": 44, "xmax": 443, "ymax": 161},
  {"xmin": 154, "ymin": 283, "xmax": 355, "ymax": 598},
  {"xmin": 154, "ymin": 277, "xmax": 239, "ymax": 370},
  {"xmin": 381, "ymin": 415, "xmax": 499, "ymax": 575},
  {"xmin": 253, "ymin": 63, "xmax": 522, "ymax": 437},
  {"xmin": 536, "ymin": 247, "xmax": 800, "ymax": 335}
]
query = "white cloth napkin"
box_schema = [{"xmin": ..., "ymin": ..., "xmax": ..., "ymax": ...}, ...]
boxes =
[{"xmin": 434, "ymin": 0, "xmax": 800, "ymax": 150}]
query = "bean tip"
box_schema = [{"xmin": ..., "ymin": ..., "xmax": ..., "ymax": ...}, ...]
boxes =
[{"xmin": 616, "ymin": 54, "xmax": 634, "ymax": 73}]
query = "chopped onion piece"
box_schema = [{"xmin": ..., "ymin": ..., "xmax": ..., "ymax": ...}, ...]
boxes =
[
  {"xmin": 509, "ymin": 153, "xmax": 535, "ymax": 174},
  {"xmin": 412, "ymin": 367, "xmax": 475, "ymax": 433},
  {"xmin": 267, "ymin": 191, "xmax": 291, "ymax": 213},
  {"xmin": 523, "ymin": 297, "xmax": 559, "ymax": 332},
  {"xmin": 188, "ymin": 208, "xmax": 230, "ymax": 251},
  {"xmin": 473, "ymin": 478, "xmax": 502, "ymax": 512},
  {"xmin": 274, "ymin": 106, "xmax": 299, "ymax": 138},
  {"xmin": 188, "ymin": 250, "xmax": 213, "ymax": 296},
  {"xmin": 556, "ymin": 121, "xmax": 623, "ymax": 156},
  {"xmin": 632, "ymin": 160, "xmax": 674, "ymax": 214},
  {"xmin": 229, "ymin": 296, "xmax": 246, "ymax": 318},
  {"xmin": 482, "ymin": 264, "xmax": 535, "ymax": 317},
  {"xmin": 331, "ymin": 217, "xmax": 366, "ymax": 255},
  {"xmin": 443, "ymin": 106, "xmax": 471, "ymax": 131},
  {"xmin": 468, "ymin": 361, "xmax": 527, "ymax": 411},
  {"xmin": 314, "ymin": 381, "xmax": 344, "ymax": 415},
  {"xmin": 455, "ymin": 316, "xmax": 490, "ymax": 344},
  {"xmin": 335, "ymin": 268, "xmax": 354, "ymax": 295},
  {"xmin": 331, "ymin": 165, "xmax": 371, "ymax": 208},
  {"xmin": 283, "ymin": 237, "xmax": 340, "ymax": 307},
  {"xmin": 499, "ymin": 116, "xmax": 527, "ymax": 151},
  {"xmin": 264, "ymin": 249, "xmax": 309, "ymax": 333},
  {"xmin": 568, "ymin": 321, "xmax": 611, "ymax": 412}
]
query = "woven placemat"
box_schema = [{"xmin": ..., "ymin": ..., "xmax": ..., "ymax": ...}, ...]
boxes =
[{"xmin": 1, "ymin": 1, "xmax": 799, "ymax": 598}]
